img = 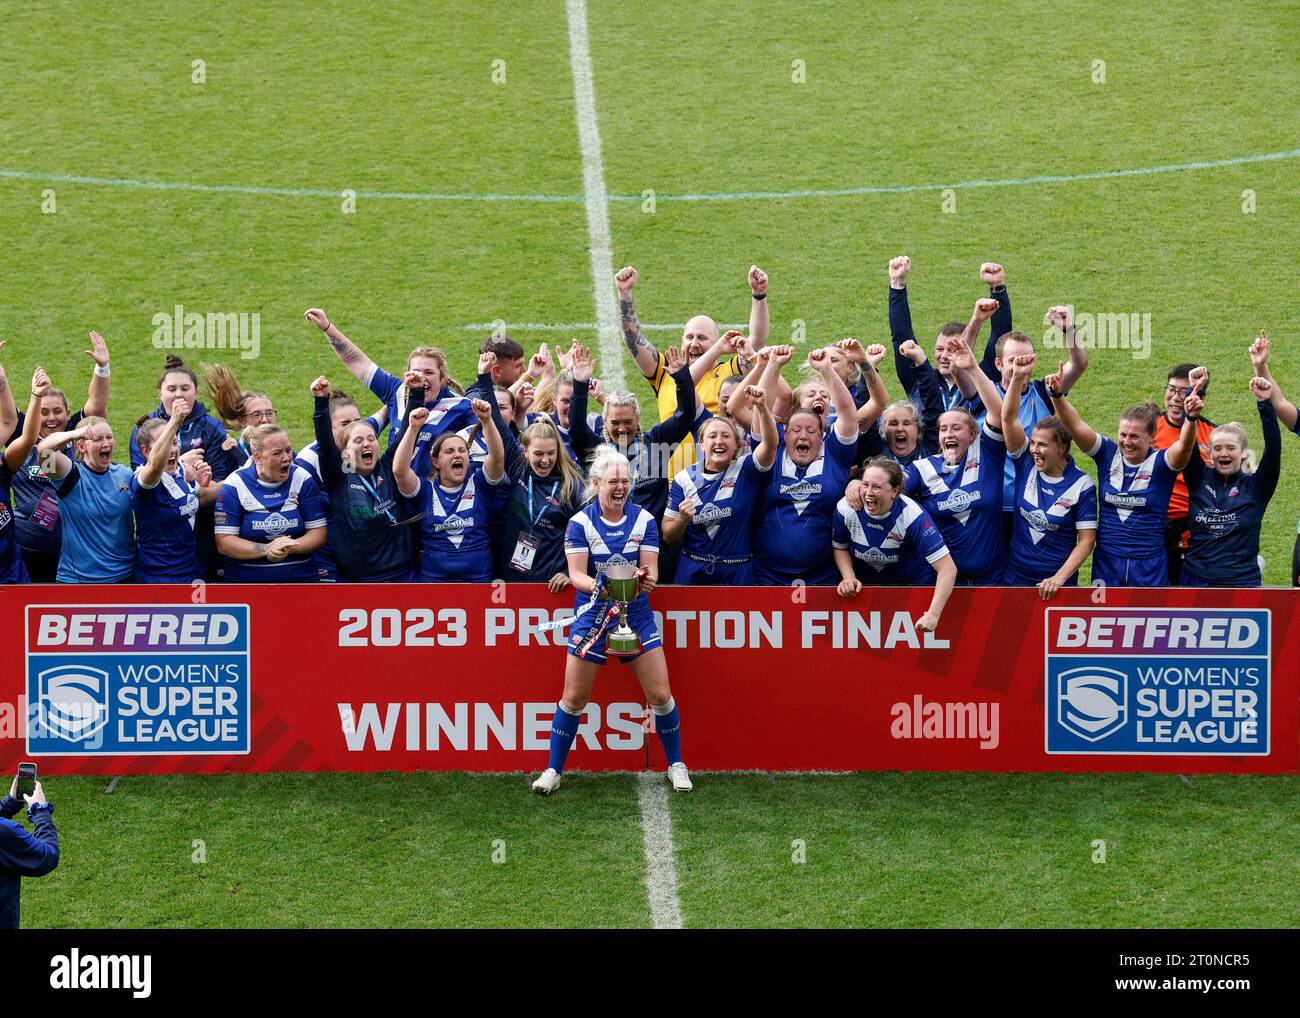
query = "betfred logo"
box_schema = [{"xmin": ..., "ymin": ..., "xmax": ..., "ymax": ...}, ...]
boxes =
[
  {"xmin": 26, "ymin": 605, "xmax": 251, "ymax": 756},
  {"xmin": 1045, "ymin": 608, "xmax": 1269, "ymax": 756}
]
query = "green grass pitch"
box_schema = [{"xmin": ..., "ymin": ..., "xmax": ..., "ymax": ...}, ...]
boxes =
[{"xmin": 2, "ymin": 0, "xmax": 1298, "ymax": 927}]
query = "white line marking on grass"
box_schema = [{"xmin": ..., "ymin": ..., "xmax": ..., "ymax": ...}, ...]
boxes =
[
  {"xmin": 564, "ymin": 0, "xmax": 622, "ymax": 389},
  {"xmin": 636, "ymin": 772, "xmax": 684, "ymax": 929},
  {"xmin": 2, "ymin": 148, "xmax": 1296, "ymax": 205},
  {"xmin": 459, "ymin": 322, "xmax": 746, "ymax": 332}
]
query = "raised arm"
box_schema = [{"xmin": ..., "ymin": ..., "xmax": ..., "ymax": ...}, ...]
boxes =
[
  {"xmin": 305, "ymin": 308, "xmax": 375, "ymax": 384},
  {"xmin": 854, "ymin": 344, "xmax": 890, "ymax": 431},
  {"xmin": 951, "ymin": 314, "xmax": 1003, "ymax": 423},
  {"xmin": 471, "ymin": 398, "xmax": 505, "ymax": 483},
  {"xmin": 139, "ymin": 398, "xmax": 190, "ymax": 488},
  {"xmin": 978, "ymin": 262, "xmax": 1010, "ymax": 384},
  {"xmin": 1249, "ymin": 330, "xmax": 1298, "ymax": 431},
  {"xmin": 647, "ymin": 348, "xmax": 701, "ymax": 446},
  {"xmin": 747, "ymin": 265, "xmax": 770, "ymax": 351},
  {"xmin": 310, "ymin": 377, "xmax": 346, "ymax": 492},
  {"xmin": 36, "ymin": 426, "xmax": 86, "ymax": 481},
  {"xmin": 808, "ymin": 347, "xmax": 858, "ymax": 443},
  {"xmin": 748, "ymin": 384, "xmax": 779, "ymax": 470},
  {"xmin": 1166, "ymin": 378, "xmax": 1203, "ymax": 472},
  {"xmin": 1000, "ymin": 356, "xmax": 1034, "ymax": 452},
  {"xmin": 0, "ymin": 342, "xmax": 16, "ymax": 441},
  {"xmin": 1047, "ymin": 306, "xmax": 1088, "ymax": 394},
  {"xmin": 1043, "ymin": 362, "xmax": 1099, "ymax": 452},
  {"xmin": 393, "ymin": 406, "xmax": 430, "ymax": 498},
  {"xmin": 614, "ymin": 267, "xmax": 660, "ymax": 380},
  {"xmin": 690, "ymin": 330, "xmax": 741, "ymax": 392},
  {"xmin": 887, "ymin": 255, "xmax": 920, "ymax": 394},
  {"xmin": 902, "ymin": 342, "xmax": 944, "ymax": 451},
  {"xmin": 567, "ymin": 344, "xmax": 603, "ymax": 460},
  {"xmin": 3, "ymin": 367, "xmax": 50, "ymax": 471},
  {"xmin": 83, "ymin": 330, "xmax": 111, "ymax": 417},
  {"xmin": 1249, "ymin": 378, "xmax": 1282, "ymax": 503}
]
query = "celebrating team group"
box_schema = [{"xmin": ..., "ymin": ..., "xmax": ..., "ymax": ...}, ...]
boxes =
[{"xmin": 0, "ymin": 258, "xmax": 1291, "ymax": 793}]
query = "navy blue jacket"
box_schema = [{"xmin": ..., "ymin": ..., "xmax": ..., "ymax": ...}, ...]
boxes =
[
  {"xmin": 466, "ymin": 372, "xmax": 582, "ymax": 582},
  {"xmin": 0, "ymin": 797, "xmax": 59, "ymax": 930},
  {"xmin": 1182, "ymin": 400, "xmax": 1281, "ymax": 587}
]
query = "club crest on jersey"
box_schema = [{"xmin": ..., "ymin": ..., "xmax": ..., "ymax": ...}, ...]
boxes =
[
  {"xmin": 434, "ymin": 513, "xmax": 473, "ymax": 535},
  {"xmin": 938, "ymin": 487, "xmax": 979, "ymax": 514},
  {"xmin": 780, "ymin": 479, "xmax": 821, "ymax": 501},
  {"xmin": 250, "ymin": 511, "xmax": 294, "ymax": 537},
  {"xmin": 1193, "ymin": 508, "xmax": 1238, "ymax": 535},
  {"xmin": 855, "ymin": 546, "xmax": 898, "ymax": 570},
  {"xmin": 693, "ymin": 504, "xmax": 731, "ymax": 525}
]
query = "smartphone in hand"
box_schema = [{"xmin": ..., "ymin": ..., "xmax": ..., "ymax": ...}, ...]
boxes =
[{"xmin": 16, "ymin": 762, "xmax": 36, "ymax": 802}]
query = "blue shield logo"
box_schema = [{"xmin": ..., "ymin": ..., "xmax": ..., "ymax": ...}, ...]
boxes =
[
  {"xmin": 1057, "ymin": 666, "xmax": 1127, "ymax": 742},
  {"xmin": 38, "ymin": 665, "xmax": 110, "ymax": 743}
]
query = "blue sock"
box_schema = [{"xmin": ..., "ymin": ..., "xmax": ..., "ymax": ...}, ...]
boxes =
[
  {"xmin": 652, "ymin": 698, "xmax": 682, "ymax": 766},
  {"xmin": 547, "ymin": 703, "xmax": 583, "ymax": 774}
]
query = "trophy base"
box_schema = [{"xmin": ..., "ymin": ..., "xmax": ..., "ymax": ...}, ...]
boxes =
[{"xmin": 606, "ymin": 632, "xmax": 642, "ymax": 658}]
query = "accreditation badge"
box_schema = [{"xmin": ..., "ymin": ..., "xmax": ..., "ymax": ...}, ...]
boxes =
[{"xmin": 509, "ymin": 532, "xmax": 540, "ymax": 573}]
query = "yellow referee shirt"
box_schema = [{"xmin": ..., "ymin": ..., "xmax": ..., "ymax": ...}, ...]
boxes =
[{"xmin": 650, "ymin": 352, "xmax": 743, "ymax": 477}]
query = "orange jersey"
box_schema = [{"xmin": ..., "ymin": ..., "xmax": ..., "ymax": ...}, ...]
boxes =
[{"xmin": 1154, "ymin": 414, "xmax": 1213, "ymax": 518}]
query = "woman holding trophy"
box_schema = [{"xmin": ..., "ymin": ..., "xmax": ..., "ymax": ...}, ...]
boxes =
[{"xmin": 532, "ymin": 447, "xmax": 691, "ymax": 796}]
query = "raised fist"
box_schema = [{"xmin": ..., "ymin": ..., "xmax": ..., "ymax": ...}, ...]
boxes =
[
  {"xmin": 834, "ymin": 338, "xmax": 865, "ymax": 363},
  {"xmin": 972, "ymin": 298, "xmax": 1000, "ymax": 322},
  {"xmin": 1250, "ymin": 376, "xmax": 1273, "ymax": 401},
  {"xmin": 477, "ymin": 351, "xmax": 497, "ymax": 376},
  {"xmin": 898, "ymin": 340, "xmax": 926, "ymax": 366},
  {"xmin": 808, "ymin": 347, "xmax": 830, "ymax": 370},
  {"xmin": 770, "ymin": 345, "xmax": 794, "ymax": 366},
  {"xmin": 310, "ymin": 375, "xmax": 331, "ymax": 398},
  {"xmin": 745, "ymin": 384, "xmax": 767, "ymax": 410},
  {"xmin": 865, "ymin": 343, "xmax": 888, "ymax": 369},
  {"xmin": 31, "ymin": 366, "xmax": 51, "ymax": 398},
  {"xmin": 1045, "ymin": 306, "xmax": 1072, "ymax": 331},
  {"xmin": 614, "ymin": 266, "xmax": 637, "ymax": 295},
  {"xmin": 888, "ymin": 255, "xmax": 911, "ymax": 287},
  {"xmin": 409, "ymin": 407, "xmax": 430, "ymax": 428},
  {"xmin": 169, "ymin": 398, "xmax": 192, "ymax": 422},
  {"xmin": 1188, "ymin": 366, "xmax": 1209, "ymax": 393},
  {"xmin": 979, "ymin": 262, "xmax": 1005, "ymax": 287},
  {"xmin": 749, "ymin": 265, "xmax": 768, "ymax": 296}
]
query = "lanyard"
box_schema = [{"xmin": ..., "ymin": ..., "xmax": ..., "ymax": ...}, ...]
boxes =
[
  {"xmin": 527, "ymin": 477, "xmax": 561, "ymax": 529},
  {"xmin": 358, "ymin": 472, "xmax": 397, "ymax": 523}
]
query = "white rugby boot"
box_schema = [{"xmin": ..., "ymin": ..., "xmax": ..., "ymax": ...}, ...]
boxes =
[
  {"xmin": 667, "ymin": 762, "xmax": 693, "ymax": 792},
  {"xmin": 532, "ymin": 768, "xmax": 562, "ymax": 795}
]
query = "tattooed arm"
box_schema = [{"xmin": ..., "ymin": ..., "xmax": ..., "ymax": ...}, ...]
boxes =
[
  {"xmin": 614, "ymin": 266, "xmax": 661, "ymax": 381},
  {"xmin": 304, "ymin": 308, "xmax": 375, "ymax": 384}
]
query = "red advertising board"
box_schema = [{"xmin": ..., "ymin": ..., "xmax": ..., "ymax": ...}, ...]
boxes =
[{"xmin": 1, "ymin": 584, "xmax": 1295, "ymax": 775}]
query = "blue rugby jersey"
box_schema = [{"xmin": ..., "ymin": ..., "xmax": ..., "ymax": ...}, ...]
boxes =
[
  {"xmin": 564, "ymin": 502, "xmax": 659, "ymax": 613},
  {"xmin": 366, "ymin": 367, "xmax": 476, "ymax": 478},
  {"xmin": 52, "ymin": 462, "xmax": 135, "ymax": 583},
  {"xmin": 214, "ymin": 463, "xmax": 326, "ymax": 582},
  {"xmin": 904, "ymin": 422, "xmax": 1008, "ymax": 578},
  {"xmin": 1087, "ymin": 436, "xmax": 1179, "ymax": 561},
  {"xmin": 404, "ymin": 466, "xmax": 504, "ymax": 582},
  {"xmin": 832, "ymin": 492, "xmax": 948, "ymax": 585},
  {"xmin": 1007, "ymin": 449, "xmax": 1097, "ymax": 583},
  {"xmin": 665, "ymin": 455, "xmax": 771, "ymax": 566},
  {"xmin": 129, "ymin": 401, "xmax": 237, "ymax": 481},
  {"xmin": 130, "ymin": 466, "xmax": 201, "ymax": 583},
  {"xmin": 753, "ymin": 425, "xmax": 857, "ymax": 584},
  {"xmin": 1182, "ymin": 399, "xmax": 1281, "ymax": 587}
]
